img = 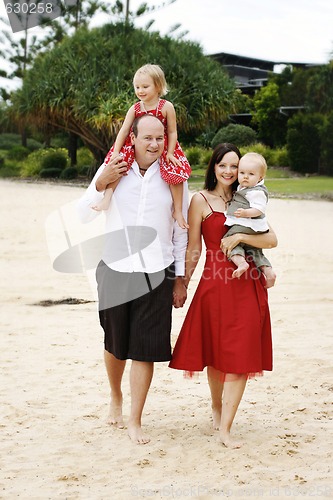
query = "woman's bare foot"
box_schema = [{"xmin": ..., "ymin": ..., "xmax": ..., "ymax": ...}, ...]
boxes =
[
  {"xmin": 232, "ymin": 261, "xmax": 249, "ymax": 279},
  {"xmin": 218, "ymin": 430, "xmax": 242, "ymax": 449},
  {"xmin": 106, "ymin": 396, "xmax": 124, "ymax": 428},
  {"xmin": 127, "ymin": 421, "xmax": 150, "ymax": 445},
  {"xmin": 212, "ymin": 405, "xmax": 222, "ymax": 430}
]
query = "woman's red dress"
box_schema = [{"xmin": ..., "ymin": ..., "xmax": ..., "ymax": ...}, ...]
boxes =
[{"xmin": 169, "ymin": 193, "xmax": 273, "ymax": 377}]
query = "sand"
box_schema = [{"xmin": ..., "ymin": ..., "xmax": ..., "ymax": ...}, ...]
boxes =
[{"xmin": 1, "ymin": 178, "xmax": 332, "ymax": 499}]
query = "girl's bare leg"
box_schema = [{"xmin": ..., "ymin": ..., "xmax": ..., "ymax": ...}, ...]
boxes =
[{"xmin": 170, "ymin": 183, "xmax": 189, "ymax": 229}]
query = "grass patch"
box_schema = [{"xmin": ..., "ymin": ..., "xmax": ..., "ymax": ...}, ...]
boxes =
[
  {"xmin": 189, "ymin": 170, "xmax": 333, "ymax": 200},
  {"xmin": 265, "ymin": 177, "xmax": 333, "ymax": 199}
]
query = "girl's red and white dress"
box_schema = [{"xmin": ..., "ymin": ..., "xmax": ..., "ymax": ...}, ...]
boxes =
[{"xmin": 103, "ymin": 99, "xmax": 191, "ymax": 185}]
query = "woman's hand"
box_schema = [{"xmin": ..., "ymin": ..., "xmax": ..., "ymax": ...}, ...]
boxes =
[
  {"xmin": 220, "ymin": 234, "xmax": 241, "ymax": 258},
  {"xmin": 173, "ymin": 277, "xmax": 187, "ymax": 308}
]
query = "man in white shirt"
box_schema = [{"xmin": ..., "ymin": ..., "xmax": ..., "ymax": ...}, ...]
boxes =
[{"xmin": 77, "ymin": 114, "xmax": 188, "ymax": 444}]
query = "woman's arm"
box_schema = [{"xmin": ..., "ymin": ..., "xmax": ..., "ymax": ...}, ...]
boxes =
[
  {"xmin": 221, "ymin": 224, "xmax": 278, "ymax": 258},
  {"xmin": 183, "ymin": 194, "xmax": 205, "ymax": 288}
]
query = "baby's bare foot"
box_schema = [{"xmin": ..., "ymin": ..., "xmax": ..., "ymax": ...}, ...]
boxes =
[
  {"xmin": 263, "ymin": 267, "xmax": 277, "ymax": 288},
  {"xmin": 232, "ymin": 262, "xmax": 249, "ymax": 279},
  {"xmin": 127, "ymin": 422, "xmax": 150, "ymax": 445}
]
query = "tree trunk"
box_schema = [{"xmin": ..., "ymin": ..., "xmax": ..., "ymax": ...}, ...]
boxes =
[{"xmin": 68, "ymin": 131, "xmax": 78, "ymax": 166}]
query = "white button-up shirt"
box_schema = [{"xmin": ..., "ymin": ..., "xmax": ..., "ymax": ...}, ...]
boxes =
[{"xmin": 77, "ymin": 160, "xmax": 188, "ymax": 276}]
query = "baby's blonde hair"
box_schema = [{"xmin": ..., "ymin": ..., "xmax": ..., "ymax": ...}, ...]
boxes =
[
  {"xmin": 133, "ymin": 64, "xmax": 168, "ymax": 97},
  {"xmin": 242, "ymin": 152, "xmax": 267, "ymax": 177}
]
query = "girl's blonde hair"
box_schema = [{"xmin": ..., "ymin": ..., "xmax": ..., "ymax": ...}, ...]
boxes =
[
  {"xmin": 133, "ymin": 64, "xmax": 168, "ymax": 97},
  {"xmin": 242, "ymin": 152, "xmax": 267, "ymax": 177}
]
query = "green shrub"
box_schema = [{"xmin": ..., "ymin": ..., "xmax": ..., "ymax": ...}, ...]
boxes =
[
  {"xmin": 7, "ymin": 145, "xmax": 30, "ymax": 161},
  {"xmin": 40, "ymin": 168, "xmax": 62, "ymax": 178},
  {"xmin": 0, "ymin": 160, "xmax": 21, "ymax": 177},
  {"xmin": 212, "ymin": 124, "xmax": 257, "ymax": 149},
  {"xmin": 270, "ymin": 147, "xmax": 290, "ymax": 167},
  {"xmin": 26, "ymin": 138, "xmax": 43, "ymax": 151},
  {"xmin": 77, "ymin": 147, "xmax": 94, "ymax": 172},
  {"xmin": 78, "ymin": 165, "xmax": 92, "ymax": 177},
  {"xmin": 185, "ymin": 146, "xmax": 202, "ymax": 168},
  {"xmin": 0, "ymin": 133, "xmax": 21, "ymax": 149},
  {"xmin": 60, "ymin": 167, "xmax": 78, "ymax": 179},
  {"xmin": 320, "ymin": 112, "xmax": 333, "ymax": 176},
  {"xmin": 20, "ymin": 148, "xmax": 68, "ymax": 177},
  {"xmin": 287, "ymin": 113, "xmax": 324, "ymax": 174},
  {"xmin": 201, "ymin": 149, "xmax": 213, "ymax": 166},
  {"xmin": 41, "ymin": 150, "xmax": 68, "ymax": 171}
]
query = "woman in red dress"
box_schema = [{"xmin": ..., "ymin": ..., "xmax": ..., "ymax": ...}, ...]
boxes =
[{"xmin": 169, "ymin": 143, "xmax": 277, "ymax": 448}]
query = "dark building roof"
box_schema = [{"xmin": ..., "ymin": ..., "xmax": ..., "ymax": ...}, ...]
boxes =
[
  {"xmin": 209, "ymin": 52, "xmax": 318, "ymax": 96},
  {"xmin": 209, "ymin": 52, "xmax": 316, "ymax": 70}
]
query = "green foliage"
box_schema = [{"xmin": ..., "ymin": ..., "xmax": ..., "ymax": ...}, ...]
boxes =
[
  {"xmin": 60, "ymin": 167, "xmax": 79, "ymax": 179},
  {"xmin": 0, "ymin": 133, "xmax": 22, "ymax": 149},
  {"xmin": 0, "ymin": 160, "xmax": 21, "ymax": 177},
  {"xmin": 252, "ymin": 82, "xmax": 286, "ymax": 147},
  {"xmin": 41, "ymin": 150, "xmax": 68, "ymax": 171},
  {"xmin": 319, "ymin": 112, "xmax": 333, "ymax": 175},
  {"xmin": 306, "ymin": 62, "xmax": 333, "ymax": 114},
  {"xmin": 40, "ymin": 168, "xmax": 62, "ymax": 178},
  {"xmin": 286, "ymin": 113, "xmax": 324, "ymax": 174},
  {"xmin": 76, "ymin": 147, "xmax": 95, "ymax": 173},
  {"xmin": 240, "ymin": 143, "xmax": 289, "ymax": 167},
  {"xmin": 7, "ymin": 146, "xmax": 30, "ymax": 161},
  {"xmin": 185, "ymin": 146, "xmax": 202, "ymax": 169},
  {"xmin": 26, "ymin": 138, "xmax": 43, "ymax": 151},
  {"xmin": 211, "ymin": 124, "xmax": 257, "ymax": 149},
  {"xmin": 20, "ymin": 148, "xmax": 68, "ymax": 177}
]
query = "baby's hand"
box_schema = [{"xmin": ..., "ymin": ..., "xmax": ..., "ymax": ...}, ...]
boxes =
[
  {"xmin": 234, "ymin": 208, "xmax": 247, "ymax": 218},
  {"xmin": 166, "ymin": 153, "xmax": 181, "ymax": 167}
]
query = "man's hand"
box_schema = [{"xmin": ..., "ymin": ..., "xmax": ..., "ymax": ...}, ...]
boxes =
[
  {"xmin": 96, "ymin": 155, "xmax": 128, "ymax": 192},
  {"xmin": 173, "ymin": 277, "xmax": 187, "ymax": 308}
]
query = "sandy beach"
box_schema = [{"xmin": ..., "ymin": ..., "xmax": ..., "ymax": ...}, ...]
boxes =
[{"xmin": 1, "ymin": 178, "xmax": 332, "ymax": 499}]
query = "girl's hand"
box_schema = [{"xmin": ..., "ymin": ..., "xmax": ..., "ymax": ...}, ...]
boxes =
[{"xmin": 166, "ymin": 153, "xmax": 181, "ymax": 167}]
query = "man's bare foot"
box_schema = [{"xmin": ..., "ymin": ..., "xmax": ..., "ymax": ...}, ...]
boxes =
[
  {"xmin": 262, "ymin": 267, "xmax": 276, "ymax": 288},
  {"xmin": 127, "ymin": 422, "xmax": 150, "ymax": 445},
  {"xmin": 106, "ymin": 396, "xmax": 124, "ymax": 428},
  {"xmin": 218, "ymin": 431, "xmax": 242, "ymax": 449},
  {"xmin": 212, "ymin": 405, "xmax": 222, "ymax": 430},
  {"xmin": 232, "ymin": 261, "xmax": 249, "ymax": 279}
]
